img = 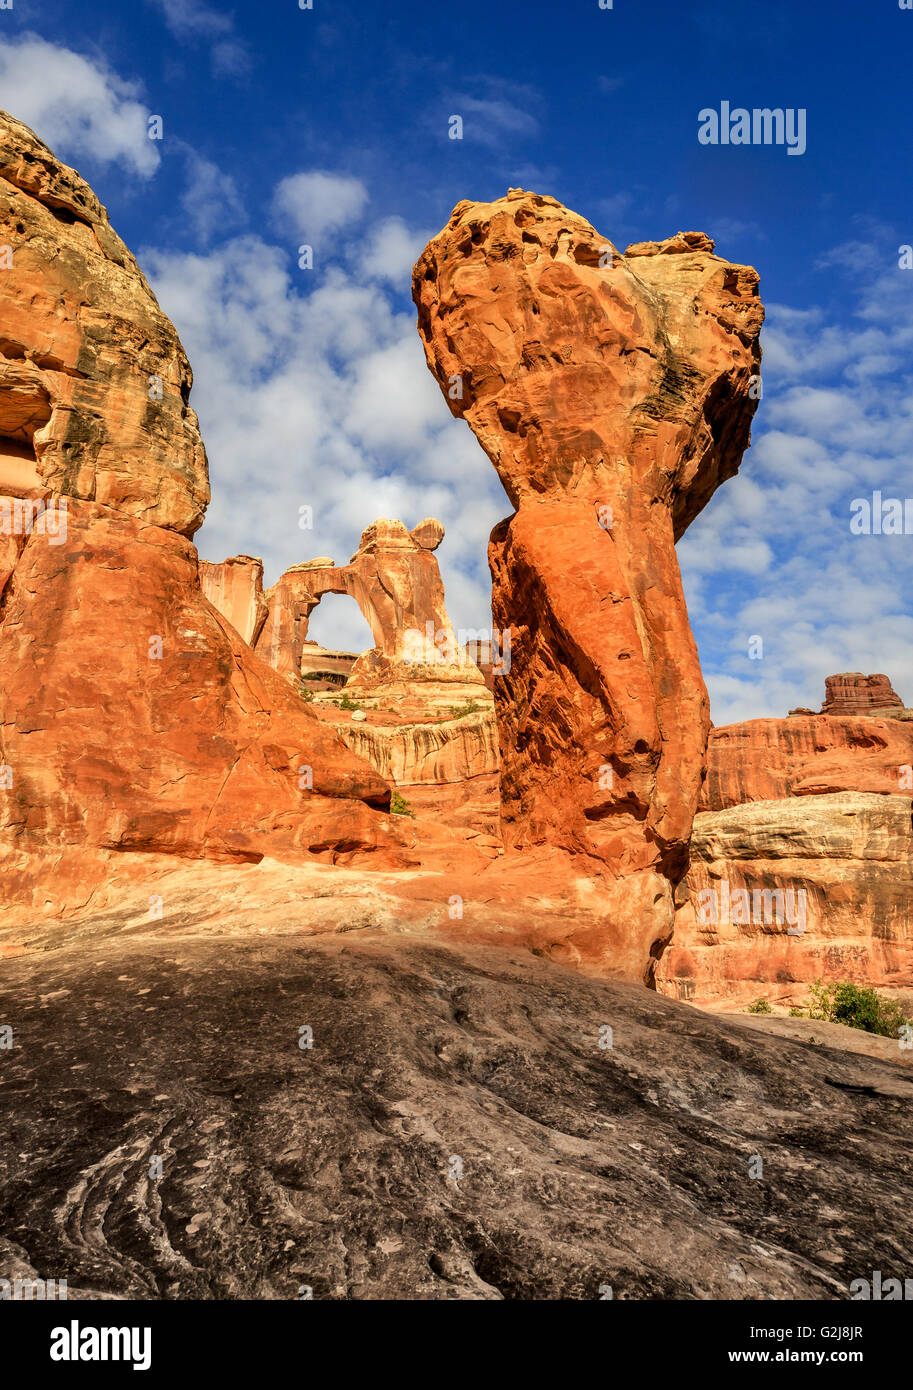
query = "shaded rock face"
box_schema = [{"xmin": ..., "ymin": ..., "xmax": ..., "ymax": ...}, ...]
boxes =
[
  {"xmin": 0, "ymin": 111, "xmax": 395, "ymax": 910},
  {"xmin": 414, "ymin": 190, "xmax": 763, "ymax": 979},
  {"xmin": 658, "ymin": 676, "xmax": 913, "ymax": 1006},
  {"xmin": 821, "ymin": 672, "xmax": 904, "ymax": 717},
  {"xmin": 2, "ymin": 928, "xmax": 911, "ymax": 1300},
  {"xmin": 251, "ymin": 518, "xmax": 488, "ymax": 709}
]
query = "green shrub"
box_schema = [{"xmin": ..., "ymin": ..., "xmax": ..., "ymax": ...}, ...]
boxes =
[
  {"xmin": 390, "ymin": 790, "xmax": 415, "ymax": 818},
  {"xmin": 791, "ymin": 979, "xmax": 910, "ymax": 1037},
  {"xmin": 447, "ymin": 700, "xmax": 481, "ymax": 720},
  {"xmin": 338, "ymin": 693, "xmax": 361, "ymax": 711},
  {"xmin": 746, "ymin": 998, "xmax": 772, "ymax": 1014},
  {"xmin": 830, "ymin": 983, "xmax": 909, "ymax": 1038}
]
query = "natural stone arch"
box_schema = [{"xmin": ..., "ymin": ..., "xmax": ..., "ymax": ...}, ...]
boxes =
[{"xmin": 251, "ymin": 519, "xmax": 489, "ymax": 709}]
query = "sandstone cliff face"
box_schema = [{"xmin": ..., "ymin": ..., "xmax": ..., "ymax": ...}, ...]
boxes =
[
  {"xmin": 414, "ymin": 190, "xmax": 763, "ymax": 980},
  {"xmin": 700, "ymin": 714, "xmax": 913, "ymax": 810},
  {"xmin": 340, "ymin": 709, "xmax": 499, "ymax": 788},
  {"xmin": 659, "ymin": 794, "xmax": 913, "ymax": 1009},
  {"xmin": 658, "ymin": 676, "xmax": 913, "ymax": 1006},
  {"xmin": 199, "ymin": 555, "xmax": 268, "ymax": 647},
  {"xmin": 0, "ymin": 110, "xmax": 395, "ymax": 910},
  {"xmin": 0, "ymin": 112, "xmax": 208, "ymax": 533}
]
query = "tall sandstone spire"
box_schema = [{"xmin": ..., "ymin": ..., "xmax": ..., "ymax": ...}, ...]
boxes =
[{"xmin": 414, "ymin": 191, "xmax": 764, "ymax": 979}]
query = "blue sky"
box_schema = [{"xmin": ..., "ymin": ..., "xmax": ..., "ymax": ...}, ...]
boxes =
[{"xmin": 2, "ymin": 0, "xmax": 911, "ymax": 721}]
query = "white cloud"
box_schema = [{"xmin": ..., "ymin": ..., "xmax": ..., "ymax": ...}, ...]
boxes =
[
  {"xmin": 142, "ymin": 217, "xmax": 509, "ymax": 647},
  {"xmin": 179, "ymin": 147, "xmax": 246, "ymax": 243},
  {"xmin": 147, "ymin": 0, "xmax": 250, "ymax": 77},
  {"xmin": 452, "ymin": 95, "xmax": 539, "ymax": 147},
  {"xmin": 361, "ymin": 216, "xmax": 432, "ymax": 288},
  {"xmin": 681, "ymin": 249, "xmax": 913, "ymax": 724},
  {"xmin": 272, "ymin": 171, "xmax": 369, "ymax": 246},
  {"xmin": 0, "ymin": 34, "xmax": 158, "ymax": 176}
]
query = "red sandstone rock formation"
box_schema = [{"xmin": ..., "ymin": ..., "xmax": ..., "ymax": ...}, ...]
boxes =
[
  {"xmin": 699, "ymin": 714, "xmax": 913, "ymax": 810},
  {"xmin": 657, "ymin": 675, "xmax": 913, "ymax": 1006},
  {"xmin": 658, "ymin": 794, "xmax": 913, "ymax": 1009},
  {"xmin": 252, "ymin": 518, "xmax": 488, "ymax": 709},
  {"xmin": 0, "ymin": 110, "xmax": 395, "ymax": 911},
  {"xmin": 199, "ymin": 554, "xmax": 267, "ymax": 646},
  {"xmin": 820, "ymin": 671, "xmax": 904, "ymax": 717},
  {"xmin": 414, "ymin": 190, "xmax": 763, "ymax": 979}
]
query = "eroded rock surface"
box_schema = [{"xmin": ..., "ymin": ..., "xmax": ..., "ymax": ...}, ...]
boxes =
[
  {"xmin": 659, "ymin": 794, "xmax": 913, "ymax": 1008},
  {"xmin": 414, "ymin": 190, "xmax": 763, "ymax": 979},
  {"xmin": 658, "ymin": 676, "xmax": 913, "ymax": 1006},
  {"xmin": 0, "ymin": 109, "xmax": 396, "ymax": 911},
  {"xmin": 820, "ymin": 671, "xmax": 904, "ymax": 717},
  {"xmin": 1, "ymin": 926, "xmax": 911, "ymax": 1299},
  {"xmin": 700, "ymin": 713, "xmax": 913, "ymax": 810},
  {"xmin": 199, "ymin": 555, "xmax": 267, "ymax": 647}
]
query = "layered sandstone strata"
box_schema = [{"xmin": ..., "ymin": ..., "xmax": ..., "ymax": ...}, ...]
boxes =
[
  {"xmin": 659, "ymin": 794, "xmax": 913, "ymax": 1009},
  {"xmin": 340, "ymin": 708, "xmax": 499, "ymax": 788},
  {"xmin": 699, "ymin": 713, "xmax": 913, "ymax": 810},
  {"xmin": 657, "ymin": 676, "xmax": 913, "ymax": 1005},
  {"xmin": 414, "ymin": 190, "xmax": 763, "ymax": 979},
  {"xmin": 0, "ymin": 109, "xmax": 394, "ymax": 910},
  {"xmin": 820, "ymin": 671, "xmax": 904, "ymax": 717}
]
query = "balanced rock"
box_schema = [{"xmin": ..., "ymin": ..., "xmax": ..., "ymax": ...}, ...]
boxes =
[
  {"xmin": 414, "ymin": 190, "xmax": 763, "ymax": 979},
  {"xmin": 0, "ymin": 110, "xmax": 394, "ymax": 912}
]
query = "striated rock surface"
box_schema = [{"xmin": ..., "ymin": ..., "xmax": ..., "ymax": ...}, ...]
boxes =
[
  {"xmin": 0, "ymin": 112, "xmax": 208, "ymax": 533},
  {"xmin": 700, "ymin": 714, "xmax": 913, "ymax": 810},
  {"xmin": 340, "ymin": 709, "xmax": 499, "ymax": 788},
  {"xmin": 658, "ymin": 794, "xmax": 913, "ymax": 1009},
  {"xmin": 660, "ymin": 673, "xmax": 913, "ymax": 1006},
  {"xmin": 820, "ymin": 671, "xmax": 904, "ymax": 717},
  {"xmin": 199, "ymin": 554, "xmax": 267, "ymax": 646},
  {"xmin": 414, "ymin": 190, "xmax": 763, "ymax": 979},
  {"xmin": 2, "ymin": 923, "xmax": 912, "ymax": 1299},
  {"xmin": 252, "ymin": 519, "xmax": 488, "ymax": 709},
  {"xmin": 0, "ymin": 109, "xmax": 396, "ymax": 911}
]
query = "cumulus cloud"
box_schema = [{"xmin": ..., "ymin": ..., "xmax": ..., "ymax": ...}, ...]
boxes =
[
  {"xmin": 147, "ymin": 0, "xmax": 251, "ymax": 77},
  {"xmin": 272, "ymin": 171, "xmax": 369, "ymax": 247},
  {"xmin": 361, "ymin": 216, "xmax": 432, "ymax": 288},
  {"xmin": 179, "ymin": 147, "xmax": 246, "ymax": 244},
  {"xmin": 143, "ymin": 215, "xmax": 509, "ymax": 654},
  {"xmin": 680, "ymin": 241, "xmax": 913, "ymax": 724},
  {"xmin": 0, "ymin": 34, "xmax": 158, "ymax": 176}
]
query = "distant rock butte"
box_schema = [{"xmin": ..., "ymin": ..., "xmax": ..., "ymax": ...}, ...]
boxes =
[
  {"xmin": 414, "ymin": 189, "xmax": 763, "ymax": 980},
  {"xmin": 0, "ymin": 109, "xmax": 398, "ymax": 913},
  {"xmin": 820, "ymin": 671, "xmax": 904, "ymax": 717}
]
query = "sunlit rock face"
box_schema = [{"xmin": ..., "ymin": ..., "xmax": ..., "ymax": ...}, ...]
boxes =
[
  {"xmin": 414, "ymin": 189, "xmax": 763, "ymax": 980},
  {"xmin": 657, "ymin": 676, "xmax": 913, "ymax": 1007},
  {"xmin": 250, "ymin": 518, "xmax": 489, "ymax": 711},
  {"xmin": 0, "ymin": 109, "xmax": 397, "ymax": 912}
]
